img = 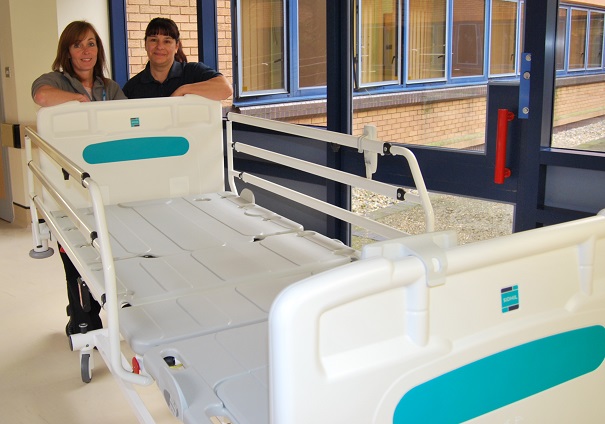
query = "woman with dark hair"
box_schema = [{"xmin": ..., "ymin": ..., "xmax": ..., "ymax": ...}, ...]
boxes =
[
  {"xmin": 123, "ymin": 17, "xmax": 232, "ymax": 100},
  {"xmin": 32, "ymin": 20, "xmax": 126, "ymax": 106},
  {"xmin": 31, "ymin": 21, "xmax": 126, "ymax": 336}
]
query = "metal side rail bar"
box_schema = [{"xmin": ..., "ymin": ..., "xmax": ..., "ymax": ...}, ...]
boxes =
[
  {"xmin": 24, "ymin": 127, "xmax": 153, "ymax": 392},
  {"xmin": 226, "ymin": 113, "xmax": 435, "ymax": 233}
]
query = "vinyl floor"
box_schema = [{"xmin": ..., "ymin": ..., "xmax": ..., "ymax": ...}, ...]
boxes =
[{"xmin": 0, "ymin": 219, "xmax": 179, "ymax": 424}]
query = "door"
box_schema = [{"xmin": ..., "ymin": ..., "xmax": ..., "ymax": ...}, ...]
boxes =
[{"xmin": 341, "ymin": 0, "xmax": 604, "ymax": 236}]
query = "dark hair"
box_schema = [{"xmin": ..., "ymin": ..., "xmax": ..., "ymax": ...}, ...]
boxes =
[
  {"xmin": 52, "ymin": 21, "xmax": 108, "ymax": 83},
  {"xmin": 145, "ymin": 17, "xmax": 188, "ymax": 63}
]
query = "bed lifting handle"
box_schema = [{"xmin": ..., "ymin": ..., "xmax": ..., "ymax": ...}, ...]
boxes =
[{"xmin": 494, "ymin": 109, "xmax": 515, "ymax": 184}]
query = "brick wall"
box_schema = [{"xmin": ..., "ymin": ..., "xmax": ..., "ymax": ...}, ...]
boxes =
[
  {"xmin": 284, "ymin": 97, "xmax": 487, "ymax": 148},
  {"xmin": 554, "ymin": 81, "xmax": 605, "ymax": 127}
]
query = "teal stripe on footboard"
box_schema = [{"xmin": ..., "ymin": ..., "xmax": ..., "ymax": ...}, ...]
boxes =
[{"xmin": 394, "ymin": 325, "xmax": 605, "ymax": 423}]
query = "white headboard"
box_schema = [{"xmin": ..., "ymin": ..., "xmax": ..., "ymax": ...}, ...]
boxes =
[{"xmin": 35, "ymin": 95, "xmax": 224, "ymax": 207}]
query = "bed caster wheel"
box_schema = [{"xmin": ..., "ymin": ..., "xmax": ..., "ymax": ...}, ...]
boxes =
[{"xmin": 81, "ymin": 353, "xmax": 92, "ymax": 383}]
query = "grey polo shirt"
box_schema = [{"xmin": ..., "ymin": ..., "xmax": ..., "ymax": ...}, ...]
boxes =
[{"xmin": 31, "ymin": 71, "xmax": 127, "ymax": 101}]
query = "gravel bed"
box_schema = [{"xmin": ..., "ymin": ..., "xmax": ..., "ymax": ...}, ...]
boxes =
[
  {"xmin": 552, "ymin": 118, "xmax": 605, "ymax": 149},
  {"xmin": 352, "ymin": 190, "xmax": 514, "ymax": 249}
]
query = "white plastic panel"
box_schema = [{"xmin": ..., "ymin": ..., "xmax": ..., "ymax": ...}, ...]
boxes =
[
  {"xmin": 143, "ymin": 323, "xmax": 269, "ymax": 424},
  {"xmin": 268, "ymin": 213, "xmax": 605, "ymax": 424},
  {"xmin": 35, "ymin": 96, "xmax": 224, "ymax": 208}
]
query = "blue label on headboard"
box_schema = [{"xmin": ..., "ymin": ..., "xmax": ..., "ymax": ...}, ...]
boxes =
[
  {"xmin": 393, "ymin": 325, "xmax": 605, "ymax": 423},
  {"xmin": 82, "ymin": 136, "xmax": 189, "ymax": 164}
]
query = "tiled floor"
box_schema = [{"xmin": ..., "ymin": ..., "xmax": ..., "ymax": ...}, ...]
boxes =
[{"xmin": 0, "ymin": 219, "xmax": 179, "ymax": 424}]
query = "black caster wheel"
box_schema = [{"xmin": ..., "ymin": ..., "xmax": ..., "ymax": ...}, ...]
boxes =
[{"xmin": 81, "ymin": 353, "xmax": 92, "ymax": 383}]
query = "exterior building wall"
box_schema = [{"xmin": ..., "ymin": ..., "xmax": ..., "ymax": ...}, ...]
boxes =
[
  {"xmin": 124, "ymin": 0, "xmax": 604, "ymax": 147},
  {"xmin": 553, "ymin": 81, "xmax": 605, "ymax": 127},
  {"xmin": 286, "ymin": 97, "xmax": 487, "ymax": 147}
]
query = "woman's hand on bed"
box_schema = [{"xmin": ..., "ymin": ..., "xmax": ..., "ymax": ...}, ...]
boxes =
[{"xmin": 169, "ymin": 76, "xmax": 233, "ymax": 101}]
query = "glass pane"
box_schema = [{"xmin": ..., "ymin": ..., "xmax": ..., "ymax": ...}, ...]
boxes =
[
  {"xmin": 352, "ymin": 190, "xmax": 513, "ymax": 248},
  {"xmin": 569, "ymin": 9, "xmax": 587, "ymax": 70},
  {"xmin": 553, "ymin": 9, "xmax": 605, "ymax": 151},
  {"xmin": 489, "ymin": 0, "xmax": 518, "ymax": 75},
  {"xmin": 408, "ymin": 0, "xmax": 447, "ymax": 81},
  {"xmin": 452, "ymin": 0, "xmax": 485, "ymax": 77},
  {"xmin": 299, "ymin": 0, "xmax": 327, "ymax": 88},
  {"xmin": 240, "ymin": 0, "xmax": 285, "ymax": 93},
  {"xmin": 588, "ymin": 11, "xmax": 604, "ymax": 68},
  {"xmin": 556, "ymin": 8, "xmax": 568, "ymax": 70},
  {"xmin": 360, "ymin": 0, "xmax": 400, "ymax": 85}
]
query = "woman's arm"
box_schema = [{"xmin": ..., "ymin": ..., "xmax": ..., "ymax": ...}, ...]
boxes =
[
  {"xmin": 33, "ymin": 85, "xmax": 90, "ymax": 107},
  {"xmin": 170, "ymin": 75, "xmax": 233, "ymax": 101}
]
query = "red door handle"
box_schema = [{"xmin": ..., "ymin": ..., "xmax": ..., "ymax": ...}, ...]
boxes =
[{"xmin": 494, "ymin": 109, "xmax": 515, "ymax": 184}]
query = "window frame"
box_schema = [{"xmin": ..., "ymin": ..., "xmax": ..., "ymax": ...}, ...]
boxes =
[
  {"xmin": 235, "ymin": 0, "xmax": 289, "ymax": 99},
  {"xmin": 488, "ymin": 0, "xmax": 521, "ymax": 78},
  {"xmin": 568, "ymin": 7, "xmax": 588, "ymax": 72},
  {"xmin": 231, "ymin": 0, "xmax": 605, "ymax": 107},
  {"xmin": 355, "ymin": 0, "xmax": 403, "ymax": 89},
  {"xmin": 450, "ymin": 0, "xmax": 489, "ymax": 81},
  {"xmin": 587, "ymin": 10, "xmax": 604, "ymax": 70},
  {"xmin": 404, "ymin": 0, "xmax": 450, "ymax": 85}
]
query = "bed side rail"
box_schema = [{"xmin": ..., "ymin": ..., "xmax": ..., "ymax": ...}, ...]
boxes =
[
  {"xmin": 24, "ymin": 126, "xmax": 152, "ymax": 388},
  {"xmin": 225, "ymin": 113, "xmax": 435, "ymax": 238}
]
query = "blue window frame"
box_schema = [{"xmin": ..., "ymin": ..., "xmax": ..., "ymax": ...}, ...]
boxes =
[
  {"xmin": 232, "ymin": 0, "xmax": 605, "ymax": 107},
  {"xmin": 556, "ymin": 4, "xmax": 605, "ymax": 76}
]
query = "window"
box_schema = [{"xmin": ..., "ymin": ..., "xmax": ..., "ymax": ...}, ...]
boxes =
[
  {"xmin": 588, "ymin": 11, "xmax": 604, "ymax": 68},
  {"xmin": 569, "ymin": 9, "xmax": 587, "ymax": 70},
  {"xmin": 299, "ymin": 0, "xmax": 327, "ymax": 88},
  {"xmin": 452, "ymin": 0, "xmax": 486, "ymax": 78},
  {"xmin": 552, "ymin": 6, "xmax": 605, "ymax": 152},
  {"xmin": 490, "ymin": 0, "xmax": 518, "ymax": 75},
  {"xmin": 556, "ymin": 8, "xmax": 568, "ymax": 71},
  {"xmin": 238, "ymin": 0, "xmax": 286, "ymax": 96},
  {"xmin": 356, "ymin": 0, "xmax": 401, "ymax": 87},
  {"xmin": 407, "ymin": 0, "xmax": 447, "ymax": 82},
  {"xmin": 233, "ymin": 0, "xmax": 605, "ymax": 106}
]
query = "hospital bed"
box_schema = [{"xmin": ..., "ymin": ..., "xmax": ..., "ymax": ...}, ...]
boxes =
[{"xmin": 24, "ymin": 96, "xmax": 605, "ymax": 423}]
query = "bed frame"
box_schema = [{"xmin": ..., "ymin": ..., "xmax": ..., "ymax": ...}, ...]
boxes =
[{"xmin": 25, "ymin": 96, "xmax": 605, "ymax": 423}]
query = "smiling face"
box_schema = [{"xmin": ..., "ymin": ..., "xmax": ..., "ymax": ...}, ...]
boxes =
[
  {"xmin": 68, "ymin": 29, "xmax": 98, "ymax": 78},
  {"xmin": 145, "ymin": 34, "xmax": 179, "ymax": 68}
]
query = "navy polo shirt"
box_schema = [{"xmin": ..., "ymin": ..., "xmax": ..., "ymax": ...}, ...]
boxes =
[{"xmin": 123, "ymin": 61, "xmax": 222, "ymax": 99}]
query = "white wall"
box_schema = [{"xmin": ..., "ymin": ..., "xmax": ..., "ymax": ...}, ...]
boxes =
[
  {"xmin": 56, "ymin": 0, "xmax": 112, "ymax": 78},
  {"xmin": 0, "ymin": 0, "xmax": 111, "ymax": 225},
  {"xmin": 0, "ymin": 0, "xmax": 59, "ymax": 225}
]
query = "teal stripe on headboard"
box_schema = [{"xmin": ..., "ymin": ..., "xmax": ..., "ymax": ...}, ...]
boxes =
[
  {"xmin": 82, "ymin": 136, "xmax": 189, "ymax": 164},
  {"xmin": 393, "ymin": 325, "xmax": 605, "ymax": 423}
]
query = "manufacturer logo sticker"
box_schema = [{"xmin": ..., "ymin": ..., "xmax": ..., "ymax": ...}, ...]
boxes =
[
  {"xmin": 501, "ymin": 285, "xmax": 519, "ymax": 313},
  {"xmin": 130, "ymin": 117, "xmax": 140, "ymax": 127}
]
